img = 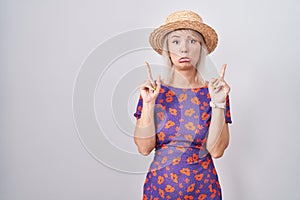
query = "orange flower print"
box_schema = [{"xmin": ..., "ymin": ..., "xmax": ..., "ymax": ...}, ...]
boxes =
[
  {"xmin": 226, "ymin": 109, "xmax": 231, "ymax": 118},
  {"xmin": 170, "ymin": 173, "xmax": 178, "ymax": 183},
  {"xmin": 210, "ymin": 188, "xmax": 217, "ymax": 199},
  {"xmin": 161, "ymin": 156, "xmax": 167, "ymax": 164},
  {"xmin": 197, "ymin": 124, "xmax": 204, "ymax": 130},
  {"xmin": 185, "ymin": 122, "xmax": 196, "ymax": 130},
  {"xmin": 143, "ymin": 194, "xmax": 148, "ymax": 200},
  {"xmin": 157, "ymin": 131, "xmax": 165, "ymax": 141},
  {"xmin": 201, "ymin": 161, "xmax": 210, "ymax": 169},
  {"xmin": 157, "ymin": 112, "xmax": 165, "ymax": 121},
  {"xmin": 192, "ymin": 88, "xmax": 200, "ymax": 93},
  {"xmin": 159, "ymin": 188, "xmax": 165, "ymax": 198},
  {"xmin": 151, "ymin": 169, "xmax": 157, "ymax": 176},
  {"xmin": 152, "ymin": 185, "xmax": 157, "ymax": 190},
  {"xmin": 157, "ymin": 175, "xmax": 164, "ymax": 185},
  {"xmin": 195, "ymin": 174, "xmax": 203, "ymax": 181},
  {"xmin": 172, "ymin": 157, "xmax": 181, "ymax": 165},
  {"xmin": 165, "ymin": 185, "xmax": 175, "ymax": 193},
  {"xmin": 192, "ymin": 153, "xmax": 199, "ymax": 161},
  {"xmin": 184, "ymin": 134, "xmax": 193, "ymax": 142},
  {"xmin": 144, "ymin": 177, "xmax": 149, "ymax": 184},
  {"xmin": 180, "ymin": 168, "xmax": 190, "ymax": 176},
  {"xmin": 166, "ymin": 96, "xmax": 173, "ymax": 102},
  {"xmin": 176, "ymin": 146, "xmax": 185, "ymax": 152},
  {"xmin": 186, "ymin": 156, "xmax": 193, "ymax": 164},
  {"xmin": 185, "ymin": 177, "xmax": 190, "ymax": 184},
  {"xmin": 207, "ymin": 93, "xmax": 211, "ymax": 99},
  {"xmin": 159, "ymin": 88, "xmax": 165, "ymax": 94},
  {"xmin": 203, "ymin": 101, "xmax": 208, "ymax": 107},
  {"xmin": 198, "ymin": 194, "xmax": 207, "ymax": 200},
  {"xmin": 169, "ymin": 108, "xmax": 177, "ymax": 116},
  {"xmin": 184, "ymin": 195, "xmax": 194, "ymax": 200},
  {"xmin": 178, "ymin": 93, "xmax": 187, "ymax": 102},
  {"xmin": 201, "ymin": 112, "xmax": 209, "ymax": 121},
  {"xmin": 191, "ymin": 97, "xmax": 200, "ymax": 105},
  {"xmin": 165, "ymin": 120, "xmax": 175, "ymax": 128},
  {"xmin": 184, "ymin": 108, "xmax": 195, "ymax": 117},
  {"xmin": 166, "ymin": 90, "xmax": 175, "ymax": 97},
  {"xmin": 213, "ymin": 168, "xmax": 217, "ymax": 175},
  {"xmin": 187, "ymin": 183, "xmax": 195, "ymax": 192}
]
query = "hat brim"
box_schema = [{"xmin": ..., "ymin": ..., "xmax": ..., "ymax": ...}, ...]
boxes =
[{"xmin": 149, "ymin": 20, "xmax": 218, "ymax": 55}]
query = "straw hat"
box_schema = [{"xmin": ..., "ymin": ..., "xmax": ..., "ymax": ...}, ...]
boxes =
[{"xmin": 149, "ymin": 10, "xmax": 218, "ymax": 54}]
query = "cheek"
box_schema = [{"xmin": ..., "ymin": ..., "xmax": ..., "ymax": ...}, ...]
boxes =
[
  {"xmin": 190, "ymin": 48, "xmax": 201, "ymax": 62},
  {"xmin": 169, "ymin": 52, "xmax": 180, "ymax": 63},
  {"xmin": 168, "ymin": 45, "xmax": 179, "ymax": 55}
]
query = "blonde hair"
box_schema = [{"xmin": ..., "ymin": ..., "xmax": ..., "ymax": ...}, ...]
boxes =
[{"xmin": 161, "ymin": 29, "xmax": 209, "ymax": 85}]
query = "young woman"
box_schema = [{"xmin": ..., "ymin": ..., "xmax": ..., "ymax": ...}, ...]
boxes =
[{"xmin": 133, "ymin": 10, "xmax": 232, "ymax": 200}]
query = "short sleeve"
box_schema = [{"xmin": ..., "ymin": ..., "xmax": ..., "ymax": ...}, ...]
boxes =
[
  {"xmin": 225, "ymin": 95, "xmax": 232, "ymax": 124},
  {"xmin": 133, "ymin": 94, "xmax": 143, "ymax": 120}
]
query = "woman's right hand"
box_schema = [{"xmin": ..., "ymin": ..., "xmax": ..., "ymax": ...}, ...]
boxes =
[{"xmin": 139, "ymin": 62, "xmax": 161, "ymax": 104}]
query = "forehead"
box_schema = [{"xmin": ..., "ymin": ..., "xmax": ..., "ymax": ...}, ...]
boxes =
[{"xmin": 168, "ymin": 29, "xmax": 201, "ymax": 39}]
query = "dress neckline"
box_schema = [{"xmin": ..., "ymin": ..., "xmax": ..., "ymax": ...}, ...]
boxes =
[{"xmin": 162, "ymin": 83, "xmax": 208, "ymax": 90}]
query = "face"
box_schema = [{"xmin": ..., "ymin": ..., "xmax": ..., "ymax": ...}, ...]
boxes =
[{"xmin": 167, "ymin": 29, "xmax": 202, "ymax": 70}]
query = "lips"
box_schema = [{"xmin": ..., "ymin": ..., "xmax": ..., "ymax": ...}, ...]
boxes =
[{"xmin": 178, "ymin": 57, "xmax": 190, "ymax": 63}]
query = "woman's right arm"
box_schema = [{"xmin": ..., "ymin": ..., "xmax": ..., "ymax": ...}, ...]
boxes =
[
  {"xmin": 134, "ymin": 101, "xmax": 157, "ymax": 156},
  {"xmin": 134, "ymin": 62, "xmax": 161, "ymax": 156}
]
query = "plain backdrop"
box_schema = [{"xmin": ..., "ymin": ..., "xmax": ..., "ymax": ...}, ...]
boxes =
[{"xmin": 1, "ymin": 0, "xmax": 300, "ymax": 200}]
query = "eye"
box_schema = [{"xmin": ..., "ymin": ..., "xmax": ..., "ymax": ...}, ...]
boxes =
[
  {"xmin": 190, "ymin": 39, "xmax": 197, "ymax": 44},
  {"xmin": 172, "ymin": 40, "xmax": 179, "ymax": 45}
]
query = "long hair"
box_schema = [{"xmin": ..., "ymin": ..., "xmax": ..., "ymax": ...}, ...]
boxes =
[{"xmin": 161, "ymin": 29, "xmax": 209, "ymax": 85}]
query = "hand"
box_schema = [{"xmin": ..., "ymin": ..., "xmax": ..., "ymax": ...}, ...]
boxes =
[
  {"xmin": 139, "ymin": 62, "xmax": 162, "ymax": 104},
  {"xmin": 208, "ymin": 64, "xmax": 230, "ymax": 103}
]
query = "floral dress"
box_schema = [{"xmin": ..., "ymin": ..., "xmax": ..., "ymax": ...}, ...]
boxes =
[{"xmin": 134, "ymin": 84, "xmax": 232, "ymax": 200}]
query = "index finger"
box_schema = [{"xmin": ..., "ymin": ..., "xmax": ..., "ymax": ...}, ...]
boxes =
[
  {"xmin": 145, "ymin": 61, "xmax": 154, "ymax": 82},
  {"xmin": 220, "ymin": 64, "xmax": 227, "ymax": 79}
]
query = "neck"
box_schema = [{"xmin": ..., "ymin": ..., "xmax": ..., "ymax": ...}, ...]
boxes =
[{"xmin": 169, "ymin": 67, "xmax": 205, "ymax": 88}]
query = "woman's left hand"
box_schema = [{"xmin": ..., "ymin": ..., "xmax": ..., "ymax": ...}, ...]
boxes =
[{"xmin": 208, "ymin": 64, "xmax": 230, "ymax": 103}]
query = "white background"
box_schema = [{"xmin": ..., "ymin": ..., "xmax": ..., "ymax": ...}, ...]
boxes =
[{"xmin": 1, "ymin": 0, "xmax": 300, "ymax": 199}]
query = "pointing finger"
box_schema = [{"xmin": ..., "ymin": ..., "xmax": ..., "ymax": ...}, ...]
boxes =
[
  {"xmin": 220, "ymin": 64, "xmax": 227, "ymax": 79},
  {"xmin": 145, "ymin": 61, "xmax": 154, "ymax": 83}
]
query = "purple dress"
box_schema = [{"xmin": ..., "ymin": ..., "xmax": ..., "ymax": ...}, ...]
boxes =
[{"xmin": 134, "ymin": 84, "xmax": 232, "ymax": 200}]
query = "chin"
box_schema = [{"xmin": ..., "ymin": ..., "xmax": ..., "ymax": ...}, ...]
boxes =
[{"xmin": 175, "ymin": 62, "xmax": 196, "ymax": 70}]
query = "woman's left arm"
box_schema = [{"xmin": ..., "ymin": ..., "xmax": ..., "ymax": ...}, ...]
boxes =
[
  {"xmin": 206, "ymin": 108, "xmax": 230, "ymax": 158},
  {"xmin": 206, "ymin": 64, "xmax": 231, "ymax": 158}
]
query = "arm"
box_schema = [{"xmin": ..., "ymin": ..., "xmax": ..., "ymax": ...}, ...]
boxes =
[
  {"xmin": 206, "ymin": 107, "xmax": 230, "ymax": 158},
  {"xmin": 134, "ymin": 102, "xmax": 157, "ymax": 156},
  {"xmin": 206, "ymin": 64, "xmax": 231, "ymax": 158},
  {"xmin": 133, "ymin": 62, "xmax": 161, "ymax": 156}
]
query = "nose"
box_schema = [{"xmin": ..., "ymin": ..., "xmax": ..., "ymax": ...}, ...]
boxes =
[{"xmin": 180, "ymin": 41, "xmax": 188, "ymax": 54}]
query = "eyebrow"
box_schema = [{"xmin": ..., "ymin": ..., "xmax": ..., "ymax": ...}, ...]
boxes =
[
  {"xmin": 170, "ymin": 35, "xmax": 180, "ymax": 38},
  {"xmin": 170, "ymin": 34, "xmax": 200, "ymax": 40}
]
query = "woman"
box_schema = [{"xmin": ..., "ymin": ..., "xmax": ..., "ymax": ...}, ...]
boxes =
[{"xmin": 134, "ymin": 10, "xmax": 232, "ymax": 200}]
